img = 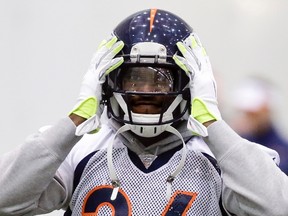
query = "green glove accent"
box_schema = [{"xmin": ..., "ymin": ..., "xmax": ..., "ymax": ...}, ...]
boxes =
[
  {"xmin": 70, "ymin": 97, "xmax": 97, "ymax": 119},
  {"xmin": 172, "ymin": 54, "xmax": 189, "ymax": 74},
  {"xmin": 104, "ymin": 42, "xmax": 125, "ymax": 75},
  {"xmin": 98, "ymin": 36, "xmax": 117, "ymax": 49},
  {"xmin": 105, "ymin": 58, "xmax": 124, "ymax": 75},
  {"xmin": 192, "ymin": 98, "xmax": 217, "ymax": 123}
]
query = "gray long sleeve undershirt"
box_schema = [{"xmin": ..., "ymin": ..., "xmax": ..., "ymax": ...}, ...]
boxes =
[
  {"xmin": 0, "ymin": 117, "xmax": 81, "ymax": 215},
  {"xmin": 206, "ymin": 120, "xmax": 288, "ymax": 215}
]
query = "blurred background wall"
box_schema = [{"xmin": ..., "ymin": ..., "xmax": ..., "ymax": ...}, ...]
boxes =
[{"xmin": 1, "ymin": 0, "xmax": 288, "ymax": 215}]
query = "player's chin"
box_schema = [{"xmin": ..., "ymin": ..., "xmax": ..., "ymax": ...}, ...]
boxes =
[{"xmin": 131, "ymin": 105, "xmax": 162, "ymax": 114}]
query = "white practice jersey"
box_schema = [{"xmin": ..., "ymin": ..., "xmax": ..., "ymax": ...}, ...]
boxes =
[{"xmin": 62, "ymin": 124, "xmax": 225, "ymax": 215}]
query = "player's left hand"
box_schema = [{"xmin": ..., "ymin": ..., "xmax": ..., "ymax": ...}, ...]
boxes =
[{"xmin": 173, "ymin": 33, "xmax": 222, "ymax": 136}]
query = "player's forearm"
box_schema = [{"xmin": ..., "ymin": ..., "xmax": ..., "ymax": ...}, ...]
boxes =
[
  {"xmin": 0, "ymin": 117, "xmax": 81, "ymax": 215},
  {"xmin": 205, "ymin": 120, "xmax": 288, "ymax": 215}
]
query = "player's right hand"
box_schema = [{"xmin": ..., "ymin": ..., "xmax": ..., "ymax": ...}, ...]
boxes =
[{"xmin": 70, "ymin": 35, "xmax": 124, "ymax": 136}]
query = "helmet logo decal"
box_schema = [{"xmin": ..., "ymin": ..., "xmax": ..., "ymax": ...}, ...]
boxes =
[{"xmin": 149, "ymin": 8, "xmax": 157, "ymax": 33}]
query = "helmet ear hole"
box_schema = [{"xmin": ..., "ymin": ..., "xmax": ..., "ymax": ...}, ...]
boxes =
[
  {"xmin": 102, "ymin": 81, "xmax": 114, "ymax": 106},
  {"xmin": 182, "ymin": 88, "xmax": 191, "ymax": 101}
]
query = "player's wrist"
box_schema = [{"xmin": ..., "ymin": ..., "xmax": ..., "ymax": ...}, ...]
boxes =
[
  {"xmin": 69, "ymin": 113, "xmax": 87, "ymax": 126},
  {"xmin": 203, "ymin": 120, "xmax": 217, "ymax": 127}
]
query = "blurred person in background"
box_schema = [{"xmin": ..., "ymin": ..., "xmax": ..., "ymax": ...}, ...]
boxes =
[{"xmin": 229, "ymin": 75, "xmax": 288, "ymax": 175}]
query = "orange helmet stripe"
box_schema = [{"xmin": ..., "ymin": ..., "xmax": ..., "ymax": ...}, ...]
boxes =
[{"xmin": 150, "ymin": 9, "xmax": 157, "ymax": 32}]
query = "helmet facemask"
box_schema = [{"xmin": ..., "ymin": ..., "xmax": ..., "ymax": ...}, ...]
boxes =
[{"xmin": 104, "ymin": 42, "xmax": 190, "ymax": 137}]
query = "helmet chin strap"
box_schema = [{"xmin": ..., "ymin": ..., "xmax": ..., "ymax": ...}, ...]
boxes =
[
  {"xmin": 107, "ymin": 124, "xmax": 130, "ymax": 201},
  {"xmin": 107, "ymin": 123, "xmax": 187, "ymax": 201}
]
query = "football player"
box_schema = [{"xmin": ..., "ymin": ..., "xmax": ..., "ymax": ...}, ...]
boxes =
[{"xmin": 0, "ymin": 9, "xmax": 288, "ymax": 216}]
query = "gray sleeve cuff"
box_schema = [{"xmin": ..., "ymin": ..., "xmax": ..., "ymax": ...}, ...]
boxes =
[{"xmin": 40, "ymin": 117, "xmax": 82, "ymax": 160}]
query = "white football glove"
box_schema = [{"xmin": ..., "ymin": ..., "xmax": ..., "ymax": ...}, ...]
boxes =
[
  {"xmin": 173, "ymin": 33, "xmax": 221, "ymax": 137},
  {"xmin": 71, "ymin": 35, "xmax": 124, "ymax": 136}
]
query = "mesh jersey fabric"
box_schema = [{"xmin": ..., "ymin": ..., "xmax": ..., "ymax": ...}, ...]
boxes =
[{"xmin": 68, "ymin": 142, "xmax": 223, "ymax": 215}]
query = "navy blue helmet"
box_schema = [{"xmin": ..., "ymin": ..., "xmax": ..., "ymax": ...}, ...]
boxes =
[{"xmin": 104, "ymin": 9, "xmax": 193, "ymax": 137}]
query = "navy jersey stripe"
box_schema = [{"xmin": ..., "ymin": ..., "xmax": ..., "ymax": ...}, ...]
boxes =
[
  {"xmin": 64, "ymin": 151, "xmax": 98, "ymax": 216},
  {"xmin": 73, "ymin": 151, "xmax": 98, "ymax": 191},
  {"xmin": 127, "ymin": 145, "xmax": 183, "ymax": 173}
]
